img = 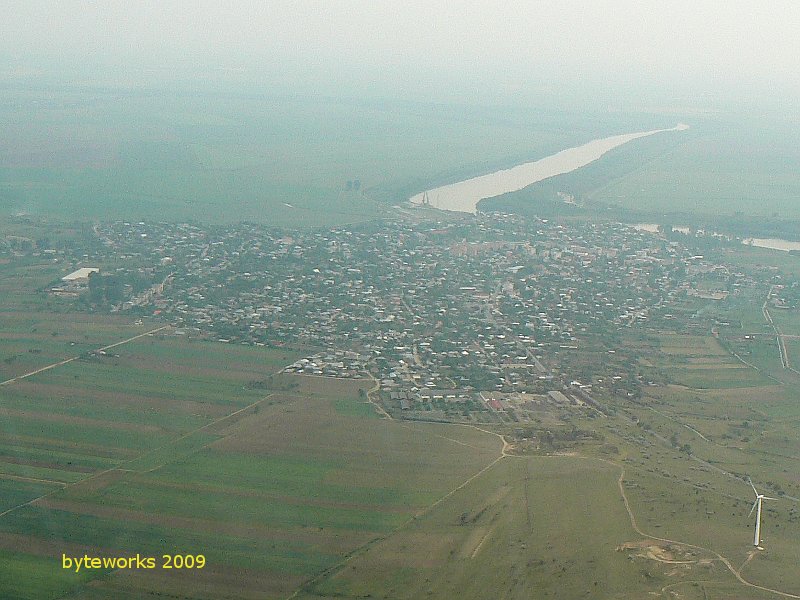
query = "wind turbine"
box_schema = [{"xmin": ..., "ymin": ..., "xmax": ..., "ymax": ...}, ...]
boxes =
[{"xmin": 748, "ymin": 478, "xmax": 777, "ymax": 549}]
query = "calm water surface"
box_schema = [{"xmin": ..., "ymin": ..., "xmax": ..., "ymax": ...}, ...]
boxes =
[
  {"xmin": 410, "ymin": 124, "xmax": 688, "ymax": 213},
  {"xmin": 633, "ymin": 225, "xmax": 800, "ymax": 252}
]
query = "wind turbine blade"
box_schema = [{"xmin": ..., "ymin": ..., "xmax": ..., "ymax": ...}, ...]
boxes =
[
  {"xmin": 763, "ymin": 496, "xmax": 778, "ymax": 500},
  {"xmin": 748, "ymin": 500, "xmax": 758, "ymax": 517},
  {"xmin": 748, "ymin": 477, "xmax": 758, "ymax": 496}
]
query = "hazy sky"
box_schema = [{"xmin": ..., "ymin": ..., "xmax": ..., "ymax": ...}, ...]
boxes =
[{"xmin": 3, "ymin": 1, "xmax": 799, "ymax": 108}]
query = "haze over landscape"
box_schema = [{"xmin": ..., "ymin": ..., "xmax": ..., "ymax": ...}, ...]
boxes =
[
  {"xmin": 4, "ymin": 0, "xmax": 800, "ymax": 109},
  {"xmin": 1, "ymin": 2, "xmax": 800, "ymax": 599}
]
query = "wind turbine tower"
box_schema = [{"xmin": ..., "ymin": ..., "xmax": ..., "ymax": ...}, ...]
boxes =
[{"xmin": 749, "ymin": 478, "xmax": 777, "ymax": 549}]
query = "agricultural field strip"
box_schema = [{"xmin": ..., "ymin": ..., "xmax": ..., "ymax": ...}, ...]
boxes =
[
  {"xmin": 284, "ymin": 428, "xmax": 508, "ymax": 600},
  {"xmin": 135, "ymin": 391, "xmax": 279, "ymax": 473},
  {"xmin": 0, "ymin": 388, "xmax": 281, "ymax": 519},
  {"xmin": 0, "ymin": 329, "xmax": 299, "ymax": 520},
  {"xmin": 0, "ymin": 473, "xmax": 68, "ymax": 487},
  {"xmin": 725, "ymin": 347, "xmax": 783, "ymax": 384},
  {"xmin": 0, "ymin": 325, "xmax": 170, "ymax": 487},
  {"xmin": 0, "ymin": 456, "xmax": 120, "ymax": 519},
  {"xmin": 0, "ymin": 325, "xmax": 170, "ymax": 387},
  {"xmin": 84, "ymin": 391, "xmax": 338, "ymax": 587}
]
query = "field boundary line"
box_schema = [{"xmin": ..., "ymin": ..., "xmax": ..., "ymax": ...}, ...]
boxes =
[
  {"xmin": 0, "ymin": 464, "xmax": 121, "ymax": 519},
  {"xmin": 0, "ymin": 325, "xmax": 170, "ymax": 387},
  {"xmin": 285, "ymin": 425, "xmax": 507, "ymax": 600},
  {"xmin": 644, "ymin": 406, "xmax": 718, "ymax": 446},
  {"xmin": 762, "ymin": 286, "xmax": 800, "ymax": 375},
  {"xmin": 726, "ymin": 348, "xmax": 782, "ymax": 384},
  {"xmin": 0, "ymin": 352, "xmax": 297, "ymax": 521},
  {"xmin": 284, "ymin": 454, "xmax": 506, "ymax": 600},
  {"xmin": 137, "ymin": 392, "xmax": 277, "ymax": 473},
  {"xmin": 470, "ymin": 523, "xmax": 497, "ymax": 559},
  {"xmin": 0, "ymin": 473, "xmax": 68, "ymax": 486},
  {"xmin": 417, "ymin": 454, "xmax": 505, "ymax": 517}
]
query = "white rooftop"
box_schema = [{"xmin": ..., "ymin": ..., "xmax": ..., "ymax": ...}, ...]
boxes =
[{"xmin": 62, "ymin": 267, "xmax": 100, "ymax": 281}]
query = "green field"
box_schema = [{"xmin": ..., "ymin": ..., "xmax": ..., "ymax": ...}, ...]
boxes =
[
  {"xmin": 0, "ymin": 88, "xmax": 662, "ymax": 227},
  {"xmin": 0, "ymin": 327, "xmax": 507, "ymax": 599},
  {"xmin": 719, "ymin": 246, "xmax": 800, "ymax": 278},
  {"xmin": 298, "ymin": 443, "xmax": 800, "ymax": 599},
  {"xmin": 2, "ymin": 306, "xmax": 800, "ymax": 598},
  {"xmin": 0, "ymin": 256, "xmax": 157, "ymax": 383},
  {"xmin": 666, "ymin": 366, "xmax": 775, "ymax": 389},
  {"xmin": 586, "ymin": 119, "xmax": 800, "ymax": 220},
  {"xmin": 303, "ymin": 456, "xmax": 648, "ymax": 599},
  {"xmin": 787, "ymin": 339, "xmax": 800, "ymax": 370},
  {"xmin": 4, "ymin": 95, "xmax": 800, "ymax": 598},
  {"xmin": 484, "ymin": 117, "xmax": 800, "ymax": 241},
  {"xmin": 771, "ymin": 309, "xmax": 800, "ymax": 336},
  {"xmin": 646, "ymin": 334, "xmax": 777, "ymax": 389}
]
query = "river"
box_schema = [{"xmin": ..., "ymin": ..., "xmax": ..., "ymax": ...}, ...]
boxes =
[
  {"xmin": 743, "ymin": 238, "xmax": 800, "ymax": 252},
  {"xmin": 409, "ymin": 124, "xmax": 689, "ymax": 213},
  {"xmin": 633, "ymin": 224, "xmax": 800, "ymax": 253}
]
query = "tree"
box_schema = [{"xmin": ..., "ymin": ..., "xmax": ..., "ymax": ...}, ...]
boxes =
[
  {"xmin": 88, "ymin": 272, "xmax": 104, "ymax": 304},
  {"xmin": 105, "ymin": 276, "xmax": 124, "ymax": 303}
]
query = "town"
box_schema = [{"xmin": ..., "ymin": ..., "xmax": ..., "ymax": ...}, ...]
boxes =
[{"xmin": 21, "ymin": 211, "xmax": 778, "ymax": 424}]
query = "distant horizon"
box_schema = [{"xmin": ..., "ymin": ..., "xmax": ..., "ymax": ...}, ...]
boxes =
[
  {"xmin": 1, "ymin": 69, "xmax": 795, "ymax": 121},
  {"xmin": 3, "ymin": 1, "xmax": 800, "ymax": 115}
]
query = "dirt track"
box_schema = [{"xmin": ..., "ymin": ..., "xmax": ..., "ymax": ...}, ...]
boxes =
[{"xmin": 0, "ymin": 325, "xmax": 170, "ymax": 387}]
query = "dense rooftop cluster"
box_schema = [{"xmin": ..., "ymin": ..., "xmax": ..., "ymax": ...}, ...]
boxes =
[{"xmin": 72, "ymin": 212, "xmax": 753, "ymax": 416}]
